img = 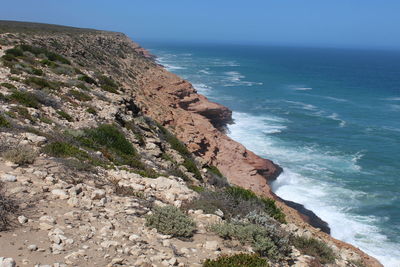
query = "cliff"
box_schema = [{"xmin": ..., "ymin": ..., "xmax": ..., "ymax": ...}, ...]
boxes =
[{"xmin": 0, "ymin": 21, "xmax": 382, "ymax": 267}]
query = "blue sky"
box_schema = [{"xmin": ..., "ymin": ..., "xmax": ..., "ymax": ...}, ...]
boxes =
[{"xmin": 1, "ymin": 0, "xmax": 399, "ymax": 50}]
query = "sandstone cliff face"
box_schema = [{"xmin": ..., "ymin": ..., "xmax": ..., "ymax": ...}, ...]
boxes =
[{"xmin": 0, "ymin": 21, "xmax": 382, "ymax": 267}]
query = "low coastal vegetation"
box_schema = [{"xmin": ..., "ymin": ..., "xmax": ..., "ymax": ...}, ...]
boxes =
[
  {"xmin": 145, "ymin": 205, "xmax": 196, "ymax": 238},
  {"xmin": 0, "ymin": 182, "xmax": 18, "ymax": 231},
  {"xmin": 203, "ymin": 253, "xmax": 268, "ymax": 267}
]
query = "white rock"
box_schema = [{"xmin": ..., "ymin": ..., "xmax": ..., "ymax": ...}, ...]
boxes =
[
  {"xmin": 1, "ymin": 174, "xmax": 17, "ymax": 182},
  {"xmin": 18, "ymin": 215, "xmax": 28, "ymax": 224},
  {"xmin": 91, "ymin": 189, "xmax": 106, "ymax": 200},
  {"xmin": 204, "ymin": 240, "xmax": 220, "ymax": 251},
  {"xmin": 0, "ymin": 257, "xmax": 16, "ymax": 267},
  {"xmin": 51, "ymin": 189, "xmax": 69, "ymax": 200},
  {"xmin": 27, "ymin": 244, "xmax": 38, "ymax": 251},
  {"xmin": 128, "ymin": 234, "xmax": 140, "ymax": 241},
  {"xmin": 39, "ymin": 215, "xmax": 56, "ymax": 224}
]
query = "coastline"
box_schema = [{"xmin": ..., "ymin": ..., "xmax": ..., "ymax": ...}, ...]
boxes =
[{"xmin": 134, "ymin": 54, "xmax": 382, "ymax": 266}]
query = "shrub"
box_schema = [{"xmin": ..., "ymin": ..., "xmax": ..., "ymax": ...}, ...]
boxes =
[
  {"xmin": 83, "ymin": 124, "xmax": 136, "ymax": 156},
  {"xmin": 56, "ymin": 110, "xmax": 74, "ymax": 122},
  {"xmin": 43, "ymin": 141, "xmax": 88, "ymax": 159},
  {"xmin": 76, "ymin": 83, "xmax": 89, "ymax": 91},
  {"xmin": 0, "ymin": 82, "xmax": 16, "ymax": 89},
  {"xmin": 157, "ymin": 123, "xmax": 190, "ymax": 157},
  {"xmin": 188, "ymin": 185, "xmax": 205, "ymax": 193},
  {"xmin": 186, "ymin": 187, "xmax": 286, "ymax": 223},
  {"xmin": 5, "ymin": 47, "xmax": 23, "ymax": 57},
  {"xmin": 18, "ymin": 44, "xmax": 70, "ymax": 64},
  {"xmin": 9, "ymin": 90, "xmax": 40, "ymax": 108},
  {"xmin": 24, "ymin": 76, "xmax": 59, "ymax": 90},
  {"xmin": 211, "ymin": 222, "xmax": 280, "ymax": 259},
  {"xmin": 98, "ymin": 75, "xmax": 118, "ymax": 93},
  {"xmin": 291, "ymin": 236, "xmax": 335, "ymax": 264},
  {"xmin": 85, "ymin": 107, "xmax": 97, "ymax": 115},
  {"xmin": 145, "ymin": 205, "xmax": 196, "ymax": 238},
  {"xmin": 68, "ymin": 89, "xmax": 92, "ymax": 101},
  {"xmin": 183, "ymin": 158, "xmax": 202, "ymax": 181},
  {"xmin": 203, "ymin": 253, "xmax": 268, "ymax": 267},
  {"xmin": 1, "ymin": 53, "xmax": 17, "ymax": 62},
  {"xmin": 0, "ymin": 182, "xmax": 19, "ymax": 231},
  {"xmin": 2, "ymin": 145, "xmax": 38, "ymax": 165},
  {"xmin": 12, "ymin": 106, "xmax": 34, "ymax": 121},
  {"xmin": 33, "ymin": 90, "xmax": 60, "ymax": 108},
  {"xmin": 225, "ymin": 187, "xmax": 286, "ymax": 223},
  {"xmin": 184, "ymin": 190, "xmax": 261, "ymax": 219},
  {"xmin": 78, "ymin": 75, "xmax": 97, "ymax": 85},
  {"xmin": 0, "ymin": 115, "xmax": 11, "ymax": 128},
  {"xmin": 206, "ymin": 165, "xmax": 223, "ymax": 177}
]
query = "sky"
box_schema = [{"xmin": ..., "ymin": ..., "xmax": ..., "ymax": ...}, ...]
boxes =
[{"xmin": 1, "ymin": 0, "xmax": 400, "ymax": 50}]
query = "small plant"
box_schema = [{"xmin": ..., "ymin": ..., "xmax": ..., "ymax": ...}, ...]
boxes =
[
  {"xmin": 0, "ymin": 115, "xmax": 11, "ymax": 128},
  {"xmin": 56, "ymin": 110, "xmax": 74, "ymax": 122},
  {"xmin": 211, "ymin": 222, "xmax": 280, "ymax": 259},
  {"xmin": 291, "ymin": 236, "xmax": 336, "ymax": 264},
  {"xmin": 0, "ymin": 82, "xmax": 16, "ymax": 89},
  {"xmin": 98, "ymin": 75, "xmax": 119, "ymax": 93},
  {"xmin": 43, "ymin": 141, "xmax": 88, "ymax": 160},
  {"xmin": 183, "ymin": 158, "xmax": 202, "ymax": 180},
  {"xmin": 24, "ymin": 76, "xmax": 59, "ymax": 90},
  {"xmin": 83, "ymin": 124, "xmax": 136, "ymax": 156},
  {"xmin": 206, "ymin": 165, "xmax": 223, "ymax": 177},
  {"xmin": 5, "ymin": 47, "xmax": 23, "ymax": 57},
  {"xmin": 68, "ymin": 89, "xmax": 92, "ymax": 101},
  {"xmin": 78, "ymin": 74, "xmax": 97, "ymax": 85},
  {"xmin": 85, "ymin": 106, "xmax": 97, "ymax": 115},
  {"xmin": 189, "ymin": 185, "xmax": 205, "ymax": 193},
  {"xmin": 203, "ymin": 253, "xmax": 268, "ymax": 267},
  {"xmin": 9, "ymin": 90, "xmax": 40, "ymax": 108},
  {"xmin": 0, "ymin": 182, "xmax": 19, "ymax": 231},
  {"xmin": 145, "ymin": 205, "xmax": 196, "ymax": 238},
  {"xmin": 2, "ymin": 145, "xmax": 38, "ymax": 165},
  {"xmin": 18, "ymin": 44, "xmax": 70, "ymax": 64},
  {"xmin": 13, "ymin": 106, "xmax": 34, "ymax": 122}
]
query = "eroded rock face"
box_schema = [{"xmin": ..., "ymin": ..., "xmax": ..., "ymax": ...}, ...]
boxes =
[{"xmin": 135, "ymin": 68, "xmax": 282, "ymax": 198}]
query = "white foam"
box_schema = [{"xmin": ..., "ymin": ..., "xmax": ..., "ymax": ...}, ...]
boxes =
[
  {"xmin": 192, "ymin": 83, "xmax": 212, "ymax": 94},
  {"xmin": 227, "ymin": 111, "xmax": 400, "ymax": 267},
  {"xmin": 328, "ymin": 113, "xmax": 347, "ymax": 127},
  {"xmin": 222, "ymin": 71, "xmax": 263, "ymax": 87},
  {"xmin": 384, "ymin": 97, "xmax": 400, "ymax": 101},
  {"xmin": 285, "ymin": 100, "xmax": 318, "ymax": 111}
]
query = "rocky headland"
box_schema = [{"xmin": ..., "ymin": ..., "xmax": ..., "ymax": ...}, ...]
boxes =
[{"xmin": 0, "ymin": 21, "xmax": 382, "ymax": 267}]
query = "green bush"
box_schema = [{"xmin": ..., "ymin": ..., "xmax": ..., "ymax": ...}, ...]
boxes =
[
  {"xmin": 145, "ymin": 205, "xmax": 196, "ymax": 238},
  {"xmin": 225, "ymin": 187, "xmax": 286, "ymax": 223},
  {"xmin": 43, "ymin": 141, "xmax": 88, "ymax": 159},
  {"xmin": 206, "ymin": 165, "xmax": 223, "ymax": 177},
  {"xmin": 0, "ymin": 82, "xmax": 16, "ymax": 89},
  {"xmin": 5, "ymin": 47, "xmax": 23, "ymax": 57},
  {"xmin": 291, "ymin": 236, "xmax": 335, "ymax": 264},
  {"xmin": 83, "ymin": 124, "xmax": 135, "ymax": 155},
  {"xmin": 0, "ymin": 115, "xmax": 11, "ymax": 128},
  {"xmin": 9, "ymin": 90, "xmax": 40, "ymax": 108},
  {"xmin": 68, "ymin": 89, "xmax": 92, "ymax": 101},
  {"xmin": 98, "ymin": 75, "xmax": 118, "ymax": 93},
  {"xmin": 183, "ymin": 158, "xmax": 202, "ymax": 181},
  {"xmin": 78, "ymin": 75, "xmax": 97, "ymax": 85},
  {"xmin": 1, "ymin": 53, "xmax": 17, "ymax": 62},
  {"xmin": 211, "ymin": 222, "xmax": 280, "ymax": 259},
  {"xmin": 24, "ymin": 76, "xmax": 59, "ymax": 90},
  {"xmin": 18, "ymin": 44, "xmax": 71, "ymax": 65},
  {"xmin": 85, "ymin": 107, "xmax": 97, "ymax": 115},
  {"xmin": 2, "ymin": 145, "xmax": 38, "ymax": 165},
  {"xmin": 203, "ymin": 254, "xmax": 268, "ymax": 267},
  {"xmin": 57, "ymin": 110, "xmax": 74, "ymax": 122}
]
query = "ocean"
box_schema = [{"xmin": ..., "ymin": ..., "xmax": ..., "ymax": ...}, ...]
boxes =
[{"xmin": 144, "ymin": 42, "xmax": 400, "ymax": 266}]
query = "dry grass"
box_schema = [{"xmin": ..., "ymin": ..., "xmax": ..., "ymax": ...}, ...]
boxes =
[{"xmin": 2, "ymin": 145, "xmax": 38, "ymax": 165}]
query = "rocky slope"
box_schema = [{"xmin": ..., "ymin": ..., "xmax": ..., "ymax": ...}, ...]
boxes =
[{"xmin": 0, "ymin": 21, "xmax": 382, "ymax": 267}]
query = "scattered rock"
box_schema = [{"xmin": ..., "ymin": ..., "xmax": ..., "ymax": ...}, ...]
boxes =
[{"xmin": 1, "ymin": 174, "xmax": 17, "ymax": 182}]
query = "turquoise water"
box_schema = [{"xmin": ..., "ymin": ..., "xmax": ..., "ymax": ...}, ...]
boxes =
[{"xmin": 145, "ymin": 43, "xmax": 400, "ymax": 266}]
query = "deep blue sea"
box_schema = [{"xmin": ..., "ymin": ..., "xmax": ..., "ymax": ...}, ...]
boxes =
[{"xmin": 144, "ymin": 42, "xmax": 400, "ymax": 266}]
